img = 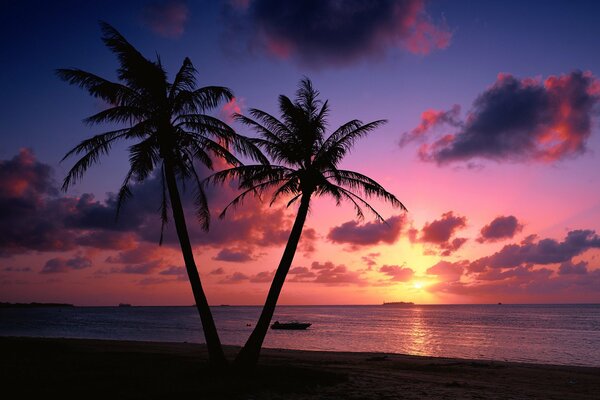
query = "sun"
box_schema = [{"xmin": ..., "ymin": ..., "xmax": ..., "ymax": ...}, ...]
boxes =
[{"xmin": 412, "ymin": 281, "xmax": 424, "ymax": 290}]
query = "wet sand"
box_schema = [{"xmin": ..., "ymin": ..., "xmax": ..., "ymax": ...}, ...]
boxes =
[{"xmin": 2, "ymin": 336, "xmax": 599, "ymax": 399}]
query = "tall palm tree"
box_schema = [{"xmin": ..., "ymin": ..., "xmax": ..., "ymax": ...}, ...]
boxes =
[
  {"xmin": 57, "ymin": 22, "xmax": 266, "ymax": 368},
  {"xmin": 207, "ymin": 78, "xmax": 406, "ymax": 368}
]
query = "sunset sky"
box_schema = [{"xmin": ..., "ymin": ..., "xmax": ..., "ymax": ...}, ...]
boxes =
[{"xmin": 2, "ymin": 0, "xmax": 600, "ymax": 306}]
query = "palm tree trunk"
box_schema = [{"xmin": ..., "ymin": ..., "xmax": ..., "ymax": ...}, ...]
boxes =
[
  {"xmin": 234, "ymin": 193, "xmax": 312, "ymax": 369},
  {"xmin": 163, "ymin": 160, "xmax": 227, "ymax": 368}
]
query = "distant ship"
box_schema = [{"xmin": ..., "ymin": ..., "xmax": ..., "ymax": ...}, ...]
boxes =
[
  {"xmin": 382, "ymin": 301, "xmax": 414, "ymax": 306},
  {"xmin": 118, "ymin": 303, "xmax": 132, "ymax": 307}
]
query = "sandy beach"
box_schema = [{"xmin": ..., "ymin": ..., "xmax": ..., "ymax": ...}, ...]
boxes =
[{"xmin": 2, "ymin": 336, "xmax": 598, "ymax": 399}]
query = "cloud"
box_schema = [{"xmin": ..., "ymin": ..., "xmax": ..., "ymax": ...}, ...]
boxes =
[
  {"xmin": 41, "ymin": 256, "xmax": 92, "ymax": 274},
  {"xmin": 410, "ymin": 211, "xmax": 467, "ymax": 256},
  {"xmin": 141, "ymin": 0, "xmax": 189, "ymax": 38},
  {"xmin": 218, "ymin": 271, "xmax": 250, "ymax": 284},
  {"xmin": 426, "ymin": 260, "xmax": 466, "ymax": 282},
  {"xmin": 220, "ymin": 97, "xmax": 244, "ymax": 123},
  {"xmin": 470, "ymin": 229, "xmax": 600, "ymax": 270},
  {"xmin": 477, "ymin": 215, "xmax": 524, "ymax": 243},
  {"xmin": 159, "ymin": 265, "xmax": 187, "ymax": 280},
  {"xmin": 428, "ymin": 264, "xmax": 600, "ymax": 302},
  {"xmin": 558, "ymin": 260, "xmax": 588, "ymax": 275},
  {"xmin": 327, "ymin": 215, "xmax": 406, "ymax": 249},
  {"xmin": 111, "ymin": 261, "xmax": 162, "ymax": 275},
  {"xmin": 414, "ymin": 71, "xmax": 600, "ymax": 164},
  {"xmin": 379, "ymin": 264, "xmax": 414, "ymax": 281},
  {"xmin": 288, "ymin": 266, "xmax": 317, "ymax": 282},
  {"xmin": 212, "ymin": 247, "xmax": 255, "ymax": 263},
  {"xmin": 209, "ymin": 267, "xmax": 225, "ymax": 275},
  {"xmin": 249, "ymin": 270, "xmax": 275, "ymax": 283},
  {"xmin": 222, "ymin": 0, "xmax": 451, "ymax": 67},
  {"xmin": 400, "ymin": 104, "xmax": 461, "ymax": 147},
  {"xmin": 361, "ymin": 252, "xmax": 380, "ymax": 270}
]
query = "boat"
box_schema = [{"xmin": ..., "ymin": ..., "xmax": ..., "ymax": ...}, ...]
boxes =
[
  {"xmin": 118, "ymin": 303, "xmax": 132, "ymax": 307},
  {"xmin": 270, "ymin": 321, "xmax": 311, "ymax": 330},
  {"xmin": 382, "ymin": 301, "xmax": 414, "ymax": 306}
]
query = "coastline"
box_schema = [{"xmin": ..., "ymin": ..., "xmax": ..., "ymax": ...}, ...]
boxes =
[{"xmin": 2, "ymin": 336, "xmax": 599, "ymax": 399}]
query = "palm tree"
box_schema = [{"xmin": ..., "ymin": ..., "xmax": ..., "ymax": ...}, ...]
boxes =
[
  {"xmin": 57, "ymin": 22, "xmax": 266, "ymax": 368},
  {"xmin": 207, "ymin": 78, "xmax": 406, "ymax": 368}
]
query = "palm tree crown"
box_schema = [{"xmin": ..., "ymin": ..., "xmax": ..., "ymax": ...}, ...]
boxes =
[
  {"xmin": 209, "ymin": 78, "xmax": 406, "ymax": 220},
  {"xmin": 58, "ymin": 22, "xmax": 265, "ymax": 237}
]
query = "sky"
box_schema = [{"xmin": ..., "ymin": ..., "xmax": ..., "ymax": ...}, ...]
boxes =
[{"xmin": 2, "ymin": 0, "xmax": 600, "ymax": 306}]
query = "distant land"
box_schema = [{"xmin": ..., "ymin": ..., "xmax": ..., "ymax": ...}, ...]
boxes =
[{"xmin": 0, "ymin": 302, "xmax": 74, "ymax": 308}]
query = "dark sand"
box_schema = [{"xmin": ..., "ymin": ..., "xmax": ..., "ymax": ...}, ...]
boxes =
[{"xmin": 2, "ymin": 337, "xmax": 599, "ymax": 399}]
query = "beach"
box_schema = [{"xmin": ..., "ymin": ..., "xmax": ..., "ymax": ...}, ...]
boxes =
[{"xmin": 2, "ymin": 337, "xmax": 599, "ymax": 399}]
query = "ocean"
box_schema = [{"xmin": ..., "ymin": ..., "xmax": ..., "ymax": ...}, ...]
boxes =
[{"xmin": 1, "ymin": 304, "xmax": 599, "ymax": 367}]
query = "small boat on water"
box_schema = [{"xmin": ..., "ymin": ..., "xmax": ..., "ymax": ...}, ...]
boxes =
[
  {"xmin": 118, "ymin": 303, "xmax": 132, "ymax": 307},
  {"xmin": 270, "ymin": 321, "xmax": 311, "ymax": 330}
]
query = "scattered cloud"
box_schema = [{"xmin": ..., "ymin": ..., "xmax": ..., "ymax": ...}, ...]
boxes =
[
  {"xmin": 361, "ymin": 252, "xmax": 380, "ymax": 270},
  {"xmin": 477, "ymin": 215, "xmax": 523, "ymax": 243},
  {"xmin": 41, "ymin": 256, "xmax": 92, "ymax": 274},
  {"xmin": 470, "ymin": 229, "xmax": 600, "ymax": 270},
  {"xmin": 413, "ymin": 71, "xmax": 600, "ymax": 164},
  {"xmin": 222, "ymin": 0, "xmax": 451, "ymax": 67}
]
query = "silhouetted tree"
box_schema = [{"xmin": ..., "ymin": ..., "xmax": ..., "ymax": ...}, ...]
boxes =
[
  {"xmin": 57, "ymin": 22, "xmax": 266, "ymax": 368},
  {"xmin": 207, "ymin": 78, "xmax": 406, "ymax": 369}
]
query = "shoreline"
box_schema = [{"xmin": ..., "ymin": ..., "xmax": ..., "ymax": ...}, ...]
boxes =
[{"xmin": 3, "ymin": 336, "xmax": 599, "ymax": 399}]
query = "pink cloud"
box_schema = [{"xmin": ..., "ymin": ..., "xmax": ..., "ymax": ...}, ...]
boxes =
[
  {"xmin": 415, "ymin": 71, "xmax": 600, "ymax": 164},
  {"xmin": 379, "ymin": 264, "xmax": 414, "ymax": 282}
]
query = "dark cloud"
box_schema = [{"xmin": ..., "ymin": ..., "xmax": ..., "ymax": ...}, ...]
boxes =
[
  {"xmin": 415, "ymin": 71, "xmax": 600, "ymax": 164},
  {"xmin": 112, "ymin": 261, "xmax": 162, "ymax": 275},
  {"xmin": 410, "ymin": 211, "xmax": 467, "ymax": 256},
  {"xmin": 0, "ymin": 150, "xmax": 316, "ymax": 261},
  {"xmin": 218, "ymin": 271, "xmax": 250, "ymax": 284},
  {"xmin": 327, "ymin": 215, "xmax": 406, "ymax": 249},
  {"xmin": 141, "ymin": 0, "xmax": 189, "ymax": 38},
  {"xmin": 470, "ymin": 229, "xmax": 600, "ymax": 270},
  {"xmin": 159, "ymin": 266, "xmax": 187, "ymax": 280},
  {"xmin": 223, "ymin": 0, "xmax": 451, "ymax": 67},
  {"xmin": 41, "ymin": 256, "xmax": 92, "ymax": 274},
  {"xmin": 477, "ymin": 215, "xmax": 523, "ymax": 243},
  {"xmin": 558, "ymin": 260, "xmax": 588, "ymax": 275},
  {"xmin": 0, "ymin": 149, "xmax": 75, "ymax": 256},
  {"xmin": 212, "ymin": 247, "xmax": 255, "ymax": 263},
  {"xmin": 379, "ymin": 264, "xmax": 414, "ymax": 281}
]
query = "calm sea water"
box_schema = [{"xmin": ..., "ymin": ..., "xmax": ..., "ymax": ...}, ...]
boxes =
[{"xmin": 1, "ymin": 304, "xmax": 599, "ymax": 367}]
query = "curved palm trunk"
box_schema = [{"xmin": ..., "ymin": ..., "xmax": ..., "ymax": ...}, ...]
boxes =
[
  {"xmin": 164, "ymin": 160, "xmax": 227, "ymax": 368},
  {"xmin": 234, "ymin": 193, "xmax": 312, "ymax": 369}
]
